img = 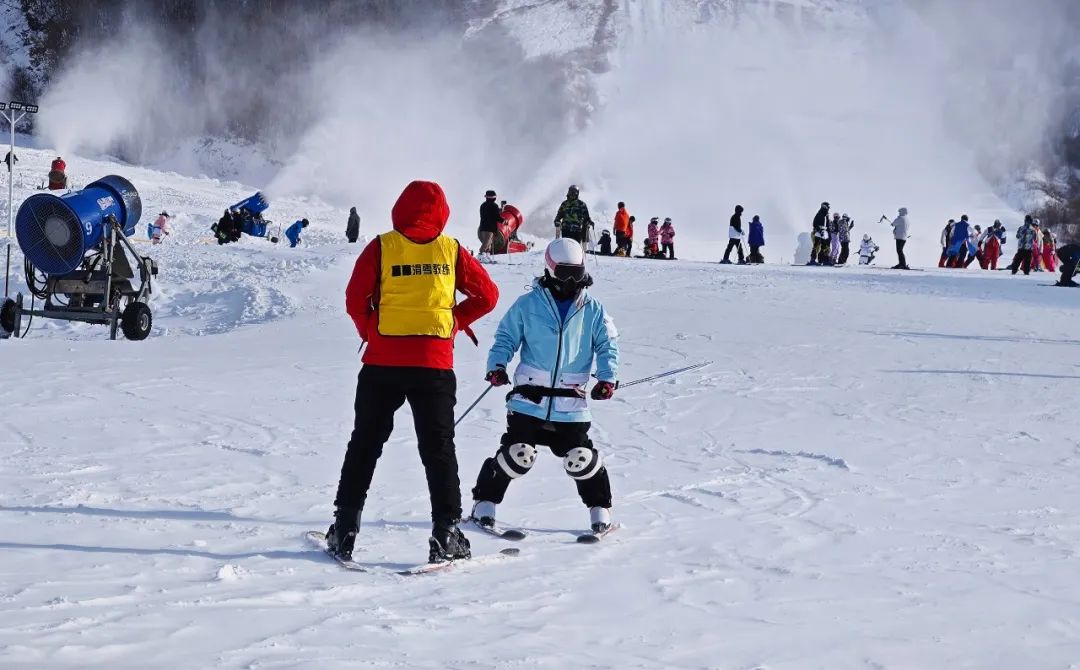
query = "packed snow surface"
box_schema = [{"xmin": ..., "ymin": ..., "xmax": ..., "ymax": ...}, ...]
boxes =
[{"xmin": 2, "ymin": 151, "xmax": 1080, "ymax": 668}]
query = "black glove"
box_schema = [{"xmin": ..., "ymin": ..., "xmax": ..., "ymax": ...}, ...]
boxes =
[
  {"xmin": 485, "ymin": 367, "xmax": 509, "ymax": 387},
  {"xmin": 590, "ymin": 381, "xmax": 616, "ymax": 401}
]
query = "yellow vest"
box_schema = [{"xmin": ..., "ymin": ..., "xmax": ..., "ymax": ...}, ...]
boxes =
[{"xmin": 377, "ymin": 231, "xmax": 458, "ymax": 338}]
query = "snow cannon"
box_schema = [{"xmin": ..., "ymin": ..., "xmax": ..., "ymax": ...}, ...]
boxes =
[
  {"xmin": 16, "ymin": 175, "xmax": 142, "ymax": 275},
  {"xmin": 212, "ymin": 192, "xmax": 278, "ymax": 244},
  {"xmin": 1, "ymin": 175, "xmax": 158, "ymax": 341},
  {"xmin": 493, "ymin": 204, "xmax": 530, "ymax": 254}
]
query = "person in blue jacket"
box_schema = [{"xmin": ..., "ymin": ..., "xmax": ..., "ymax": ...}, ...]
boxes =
[
  {"xmin": 469, "ymin": 238, "xmax": 620, "ymax": 535},
  {"xmin": 285, "ymin": 218, "xmax": 309, "ymax": 248},
  {"xmin": 748, "ymin": 215, "xmax": 766, "ymax": 263},
  {"xmin": 946, "ymin": 215, "xmax": 971, "ymax": 267}
]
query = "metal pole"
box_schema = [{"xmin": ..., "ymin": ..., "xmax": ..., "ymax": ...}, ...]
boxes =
[
  {"xmin": 454, "ymin": 384, "xmax": 494, "ymax": 427},
  {"xmin": 4, "ymin": 109, "xmax": 12, "ymax": 297}
]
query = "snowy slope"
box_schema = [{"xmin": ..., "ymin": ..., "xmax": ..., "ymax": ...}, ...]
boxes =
[{"xmin": 2, "ymin": 154, "xmax": 1080, "ymax": 668}]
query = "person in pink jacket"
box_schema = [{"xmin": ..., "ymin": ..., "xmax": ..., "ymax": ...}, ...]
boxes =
[
  {"xmin": 1042, "ymin": 228, "xmax": 1058, "ymax": 272},
  {"xmin": 151, "ymin": 211, "xmax": 171, "ymax": 245},
  {"xmin": 660, "ymin": 217, "xmax": 676, "ymax": 259},
  {"xmin": 644, "ymin": 217, "xmax": 661, "ymax": 257}
]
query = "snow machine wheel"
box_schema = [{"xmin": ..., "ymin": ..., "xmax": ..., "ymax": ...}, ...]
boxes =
[
  {"xmin": 121, "ymin": 301, "xmax": 153, "ymax": 341},
  {"xmin": 0, "ymin": 298, "xmax": 16, "ymax": 335}
]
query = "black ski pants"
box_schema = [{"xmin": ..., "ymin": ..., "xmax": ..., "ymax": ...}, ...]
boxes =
[
  {"xmin": 723, "ymin": 239, "xmax": 745, "ymax": 263},
  {"xmin": 1011, "ymin": 249, "xmax": 1032, "ymax": 275},
  {"xmin": 662, "ymin": 242, "xmax": 674, "ymax": 259},
  {"xmin": 748, "ymin": 245, "xmax": 763, "ymax": 263},
  {"xmin": 838, "ymin": 241, "xmax": 850, "ymax": 265},
  {"xmin": 472, "ymin": 412, "xmax": 612, "ymax": 509},
  {"xmin": 334, "ymin": 365, "xmax": 461, "ymax": 525},
  {"xmin": 895, "ymin": 239, "xmax": 907, "ymax": 267}
]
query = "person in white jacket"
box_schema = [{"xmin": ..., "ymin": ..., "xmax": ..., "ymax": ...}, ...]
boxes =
[
  {"xmin": 891, "ymin": 207, "xmax": 911, "ymax": 269},
  {"xmin": 859, "ymin": 234, "xmax": 879, "ymax": 265}
]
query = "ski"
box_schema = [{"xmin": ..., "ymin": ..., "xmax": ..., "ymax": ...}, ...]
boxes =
[
  {"xmin": 467, "ymin": 517, "xmax": 527, "ymax": 541},
  {"xmin": 576, "ymin": 523, "xmax": 621, "ymax": 544},
  {"xmin": 305, "ymin": 531, "xmax": 520, "ymax": 575},
  {"xmin": 398, "ymin": 548, "xmax": 520, "ymax": 576}
]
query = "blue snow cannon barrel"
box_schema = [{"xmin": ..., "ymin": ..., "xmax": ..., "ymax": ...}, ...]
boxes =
[{"xmin": 15, "ymin": 175, "xmax": 142, "ymax": 275}]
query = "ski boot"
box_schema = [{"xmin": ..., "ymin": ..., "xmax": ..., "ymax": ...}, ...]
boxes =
[
  {"xmin": 589, "ymin": 506, "xmax": 612, "ymax": 534},
  {"xmin": 469, "ymin": 501, "xmax": 497, "ymax": 531},
  {"xmin": 326, "ymin": 506, "xmax": 359, "ymax": 561},
  {"xmin": 429, "ymin": 520, "xmax": 471, "ymax": 563}
]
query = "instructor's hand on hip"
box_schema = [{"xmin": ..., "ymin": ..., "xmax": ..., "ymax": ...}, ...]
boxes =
[
  {"xmin": 486, "ymin": 367, "xmax": 510, "ymax": 387},
  {"xmin": 591, "ymin": 381, "xmax": 616, "ymax": 401}
]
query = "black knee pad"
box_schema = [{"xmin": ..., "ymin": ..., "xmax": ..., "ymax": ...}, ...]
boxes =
[
  {"xmin": 496, "ymin": 442, "xmax": 537, "ymax": 479},
  {"xmin": 563, "ymin": 445, "xmax": 602, "ymax": 480}
]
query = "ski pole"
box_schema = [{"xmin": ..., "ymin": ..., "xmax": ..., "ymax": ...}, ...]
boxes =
[
  {"xmin": 455, "ymin": 384, "xmax": 494, "ymax": 427},
  {"xmin": 594, "ymin": 361, "xmax": 712, "ymax": 389}
]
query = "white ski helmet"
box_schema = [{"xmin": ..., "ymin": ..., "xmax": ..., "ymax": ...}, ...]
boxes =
[
  {"xmin": 544, "ymin": 238, "xmax": 585, "ymax": 274},
  {"xmin": 542, "ymin": 238, "xmax": 591, "ymax": 300}
]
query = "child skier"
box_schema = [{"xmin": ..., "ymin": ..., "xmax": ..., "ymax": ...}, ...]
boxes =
[
  {"xmin": 660, "ymin": 217, "xmax": 676, "ymax": 259},
  {"xmin": 646, "ymin": 217, "xmax": 660, "ymax": 255},
  {"xmin": 470, "ymin": 238, "xmax": 619, "ymax": 536},
  {"xmin": 151, "ymin": 211, "xmax": 171, "ymax": 245},
  {"xmin": 748, "ymin": 215, "xmax": 765, "ymax": 263},
  {"xmin": 858, "ymin": 234, "xmax": 879, "ymax": 265},
  {"xmin": 598, "ymin": 229, "xmax": 613, "ymax": 256}
]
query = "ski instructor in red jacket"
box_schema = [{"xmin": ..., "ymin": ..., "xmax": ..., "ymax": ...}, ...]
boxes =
[{"xmin": 327, "ymin": 180, "xmax": 499, "ymax": 564}]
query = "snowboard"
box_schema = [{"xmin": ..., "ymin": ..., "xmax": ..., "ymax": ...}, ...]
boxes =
[
  {"xmin": 305, "ymin": 531, "xmax": 520, "ymax": 575},
  {"xmin": 467, "ymin": 517, "xmax": 527, "ymax": 541},
  {"xmin": 576, "ymin": 523, "xmax": 621, "ymax": 544}
]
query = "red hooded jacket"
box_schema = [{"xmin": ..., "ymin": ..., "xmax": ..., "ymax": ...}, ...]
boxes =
[{"xmin": 345, "ymin": 181, "xmax": 499, "ymax": 370}]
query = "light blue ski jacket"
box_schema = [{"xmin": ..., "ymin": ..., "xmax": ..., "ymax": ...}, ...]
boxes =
[{"xmin": 488, "ymin": 281, "xmax": 619, "ymax": 423}]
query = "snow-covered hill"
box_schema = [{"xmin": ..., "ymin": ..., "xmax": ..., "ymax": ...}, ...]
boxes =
[{"xmin": 2, "ymin": 152, "xmax": 1080, "ymax": 668}]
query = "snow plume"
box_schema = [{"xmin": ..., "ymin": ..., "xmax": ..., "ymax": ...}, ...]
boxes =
[
  {"xmin": 36, "ymin": 30, "xmax": 181, "ymax": 161},
  {"xmin": 563, "ymin": 0, "xmax": 1078, "ymax": 260}
]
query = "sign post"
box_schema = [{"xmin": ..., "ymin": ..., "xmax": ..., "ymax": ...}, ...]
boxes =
[{"xmin": 2, "ymin": 100, "xmax": 39, "ymax": 297}]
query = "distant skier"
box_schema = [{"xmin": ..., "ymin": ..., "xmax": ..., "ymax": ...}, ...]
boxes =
[
  {"xmin": 327, "ymin": 180, "xmax": 499, "ymax": 564},
  {"xmin": 346, "ymin": 206, "xmax": 360, "ymax": 243},
  {"xmin": 48, "ymin": 156, "xmax": 67, "ymax": 190},
  {"xmin": 1011, "ymin": 215, "xmax": 1037, "ymax": 275},
  {"xmin": 722, "ymin": 205, "xmax": 746, "ymax": 264},
  {"xmin": 285, "ymin": 219, "xmax": 309, "ymax": 248},
  {"xmin": 623, "ymin": 216, "xmax": 635, "ymax": 257},
  {"xmin": 554, "ymin": 185, "xmax": 593, "ymax": 246},
  {"xmin": 478, "ymin": 190, "xmax": 501, "ymax": 262},
  {"xmin": 598, "ymin": 229, "xmax": 613, "ymax": 256},
  {"xmin": 837, "ymin": 214, "xmax": 854, "ymax": 265},
  {"xmin": 946, "ymin": 215, "xmax": 971, "ymax": 268},
  {"xmin": 964, "ymin": 225, "xmax": 983, "ymax": 268},
  {"xmin": 645, "ymin": 217, "xmax": 661, "ymax": 257},
  {"xmin": 984, "ymin": 220, "xmax": 1006, "ymax": 270},
  {"xmin": 1056, "ymin": 243, "xmax": 1080, "ymax": 287},
  {"xmin": 469, "ymin": 238, "xmax": 618, "ymax": 537},
  {"xmin": 1041, "ymin": 227, "xmax": 1058, "ymax": 272},
  {"xmin": 809, "ymin": 202, "xmax": 830, "ymax": 265},
  {"xmin": 151, "ymin": 211, "xmax": 171, "ymax": 245},
  {"xmin": 660, "ymin": 217, "xmax": 676, "ymax": 259},
  {"xmin": 828, "ymin": 213, "xmax": 842, "ymax": 264},
  {"xmin": 613, "ymin": 202, "xmax": 631, "ymax": 255},
  {"xmin": 748, "ymin": 215, "xmax": 765, "ymax": 263},
  {"xmin": 938, "ymin": 220, "xmax": 954, "ymax": 267},
  {"xmin": 859, "ymin": 233, "xmax": 879, "ymax": 265},
  {"xmin": 891, "ymin": 207, "xmax": 911, "ymax": 269},
  {"xmin": 3, "ymin": 150, "xmax": 15, "ymax": 173}
]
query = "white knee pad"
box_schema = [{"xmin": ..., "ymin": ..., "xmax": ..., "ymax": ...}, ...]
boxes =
[
  {"xmin": 563, "ymin": 446, "xmax": 602, "ymax": 480},
  {"xmin": 496, "ymin": 443, "xmax": 537, "ymax": 479}
]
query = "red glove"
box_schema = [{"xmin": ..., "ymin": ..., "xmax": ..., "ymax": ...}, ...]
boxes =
[
  {"xmin": 590, "ymin": 381, "xmax": 616, "ymax": 400},
  {"xmin": 486, "ymin": 367, "xmax": 510, "ymax": 387}
]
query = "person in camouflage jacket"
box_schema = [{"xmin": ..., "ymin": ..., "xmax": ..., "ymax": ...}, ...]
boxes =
[{"xmin": 554, "ymin": 185, "xmax": 593, "ymax": 245}]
